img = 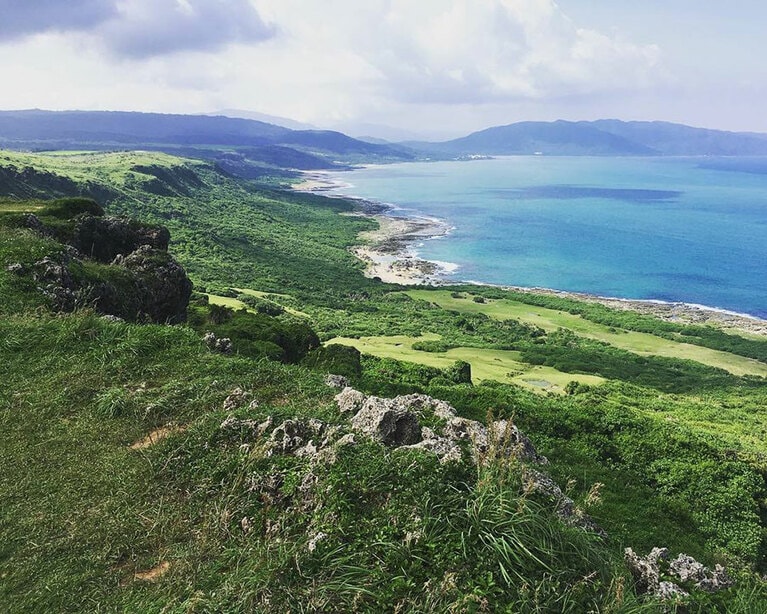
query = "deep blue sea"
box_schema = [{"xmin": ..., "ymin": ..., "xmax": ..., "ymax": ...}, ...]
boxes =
[{"xmin": 326, "ymin": 157, "xmax": 767, "ymax": 318}]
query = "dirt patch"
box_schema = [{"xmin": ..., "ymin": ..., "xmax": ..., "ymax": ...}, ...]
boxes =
[
  {"xmin": 133, "ymin": 561, "xmax": 170, "ymax": 582},
  {"xmin": 130, "ymin": 425, "xmax": 184, "ymax": 450}
]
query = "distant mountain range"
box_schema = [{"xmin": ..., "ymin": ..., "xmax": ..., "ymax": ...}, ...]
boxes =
[
  {"xmin": 414, "ymin": 119, "xmax": 767, "ymax": 157},
  {"xmin": 2, "ymin": 111, "xmax": 767, "ymax": 173},
  {"xmin": 0, "ymin": 110, "xmax": 418, "ymax": 174}
]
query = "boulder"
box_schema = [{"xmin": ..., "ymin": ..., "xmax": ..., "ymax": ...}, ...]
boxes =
[
  {"xmin": 334, "ymin": 387, "xmax": 366, "ymax": 414},
  {"xmin": 115, "ymin": 246, "xmax": 192, "ymax": 324},
  {"xmin": 350, "ymin": 396, "xmax": 422, "ymax": 446},
  {"xmin": 71, "ymin": 215, "xmax": 170, "ymax": 263}
]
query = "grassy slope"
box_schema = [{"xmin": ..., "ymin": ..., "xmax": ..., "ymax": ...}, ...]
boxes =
[
  {"xmin": 3, "ymin": 150, "xmax": 767, "ymax": 610},
  {"xmin": 408, "ymin": 290, "xmax": 767, "ymax": 378}
]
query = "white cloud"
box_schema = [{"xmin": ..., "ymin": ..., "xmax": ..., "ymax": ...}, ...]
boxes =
[
  {"xmin": 0, "ymin": 0, "xmax": 667, "ymax": 135},
  {"xmin": 350, "ymin": 0, "xmax": 661, "ymax": 103}
]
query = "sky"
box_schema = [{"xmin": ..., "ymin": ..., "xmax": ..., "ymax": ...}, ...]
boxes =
[{"xmin": 0, "ymin": 0, "xmax": 765, "ymax": 140}]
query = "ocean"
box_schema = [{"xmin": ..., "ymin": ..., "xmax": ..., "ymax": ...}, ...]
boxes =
[{"xmin": 326, "ymin": 156, "xmax": 767, "ymax": 319}]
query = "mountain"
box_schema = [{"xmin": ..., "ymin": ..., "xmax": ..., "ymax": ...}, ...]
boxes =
[
  {"xmin": 589, "ymin": 119, "xmax": 767, "ymax": 156},
  {"xmin": 415, "ymin": 119, "xmax": 767, "ymax": 156},
  {"xmin": 0, "ymin": 110, "xmax": 416, "ymax": 167},
  {"xmin": 209, "ymin": 108, "xmax": 318, "ymax": 131}
]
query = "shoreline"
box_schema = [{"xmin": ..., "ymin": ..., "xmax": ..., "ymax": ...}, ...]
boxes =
[{"xmin": 292, "ymin": 171, "xmax": 767, "ymax": 337}]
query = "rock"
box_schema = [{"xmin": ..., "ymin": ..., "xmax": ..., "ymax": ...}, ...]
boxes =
[
  {"xmin": 100, "ymin": 314, "xmax": 124, "ymax": 323},
  {"xmin": 115, "ymin": 246, "xmax": 192, "ymax": 324},
  {"xmin": 523, "ymin": 468, "xmax": 604, "ymax": 534},
  {"xmin": 668, "ymin": 554, "xmax": 733, "ymax": 592},
  {"xmin": 656, "ymin": 581, "xmax": 689, "ymax": 600},
  {"xmin": 204, "ymin": 332, "xmax": 233, "ymax": 354},
  {"xmin": 21, "ymin": 213, "xmax": 51, "ymax": 235},
  {"xmin": 334, "ymin": 387, "xmax": 366, "ymax": 414},
  {"xmin": 71, "ymin": 215, "xmax": 170, "ymax": 263},
  {"xmin": 488, "ymin": 420, "xmax": 548, "ymax": 465},
  {"xmin": 6, "ymin": 262, "xmax": 25, "ymax": 275},
  {"xmin": 220, "ymin": 415, "xmax": 273, "ymax": 439},
  {"xmin": 325, "ymin": 374, "xmax": 349, "ymax": 389},
  {"xmin": 307, "ymin": 532, "xmax": 327, "ymax": 552},
  {"xmin": 625, "ymin": 547, "xmax": 729, "ymax": 600},
  {"xmin": 625, "ymin": 547, "xmax": 662, "ymax": 595},
  {"xmin": 268, "ymin": 419, "xmax": 325, "ymax": 456},
  {"xmin": 394, "ymin": 393, "xmax": 457, "ymax": 419},
  {"xmin": 399, "ymin": 436, "xmax": 463, "ymax": 464},
  {"xmin": 350, "ymin": 396, "xmax": 422, "ymax": 447}
]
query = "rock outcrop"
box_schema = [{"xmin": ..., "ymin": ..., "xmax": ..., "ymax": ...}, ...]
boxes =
[
  {"xmin": 335, "ymin": 388, "xmax": 547, "ymax": 466},
  {"xmin": 72, "ymin": 215, "xmax": 170, "ymax": 263},
  {"xmin": 624, "ymin": 547, "xmax": 732, "ymax": 601},
  {"xmin": 114, "ymin": 246, "xmax": 192, "ymax": 324}
]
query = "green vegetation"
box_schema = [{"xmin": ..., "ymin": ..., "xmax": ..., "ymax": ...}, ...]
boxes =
[
  {"xmin": 2, "ymin": 149, "xmax": 767, "ymax": 611},
  {"xmin": 408, "ymin": 289, "xmax": 767, "ymax": 378}
]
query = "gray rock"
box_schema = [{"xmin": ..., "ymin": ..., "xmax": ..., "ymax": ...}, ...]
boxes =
[
  {"xmin": 204, "ymin": 332, "xmax": 233, "ymax": 354},
  {"xmin": 325, "ymin": 374, "xmax": 349, "ymax": 389},
  {"xmin": 625, "ymin": 547, "xmax": 661, "ymax": 595},
  {"xmin": 116, "ymin": 246, "xmax": 192, "ymax": 324},
  {"xmin": 393, "ymin": 393, "xmax": 457, "ymax": 419},
  {"xmin": 350, "ymin": 396, "xmax": 422, "ymax": 446},
  {"xmin": 656, "ymin": 581, "xmax": 689, "ymax": 600},
  {"xmin": 335, "ymin": 387, "xmax": 366, "ymax": 414},
  {"xmin": 220, "ymin": 415, "xmax": 273, "ymax": 439},
  {"xmin": 399, "ymin": 436, "xmax": 463, "ymax": 464},
  {"xmin": 268, "ymin": 419, "xmax": 326, "ymax": 456},
  {"xmin": 6, "ymin": 262, "xmax": 25, "ymax": 275},
  {"xmin": 668, "ymin": 554, "xmax": 733, "ymax": 592},
  {"xmin": 523, "ymin": 468, "xmax": 604, "ymax": 534}
]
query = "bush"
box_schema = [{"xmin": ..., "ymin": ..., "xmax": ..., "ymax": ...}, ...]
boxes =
[{"xmin": 302, "ymin": 343, "xmax": 362, "ymax": 378}]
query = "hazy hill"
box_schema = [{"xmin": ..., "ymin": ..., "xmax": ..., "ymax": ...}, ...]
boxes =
[
  {"xmin": 414, "ymin": 119, "xmax": 767, "ymax": 156},
  {"xmin": 0, "ymin": 110, "xmax": 416, "ymax": 167}
]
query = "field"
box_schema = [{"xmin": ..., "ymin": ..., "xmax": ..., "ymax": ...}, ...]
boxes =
[{"xmin": 408, "ymin": 289, "xmax": 767, "ymax": 377}]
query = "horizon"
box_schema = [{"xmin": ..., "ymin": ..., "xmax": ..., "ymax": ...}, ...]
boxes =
[
  {"xmin": 3, "ymin": 108, "xmax": 764, "ymax": 144},
  {"xmin": 1, "ymin": 1, "xmax": 766, "ymax": 140}
]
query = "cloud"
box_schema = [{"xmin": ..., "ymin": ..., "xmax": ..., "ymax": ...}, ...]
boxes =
[
  {"xmin": 0, "ymin": 0, "xmax": 118, "ymax": 41},
  {"xmin": 0, "ymin": 0, "xmax": 275, "ymax": 58},
  {"xmin": 349, "ymin": 0, "xmax": 661, "ymax": 104},
  {"xmin": 102, "ymin": 0, "xmax": 276, "ymax": 59}
]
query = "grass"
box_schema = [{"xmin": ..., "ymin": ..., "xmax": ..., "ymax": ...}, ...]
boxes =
[
  {"xmin": 4, "ymin": 149, "xmax": 767, "ymax": 610},
  {"xmin": 408, "ymin": 290, "xmax": 767, "ymax": 378},
  {"xmin": 328, "ymin": 333, "xmax": 605, "ymax": 393}
]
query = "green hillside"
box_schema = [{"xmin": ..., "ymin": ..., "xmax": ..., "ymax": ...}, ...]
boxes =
[{"xmin": 2, "ymin": 150, "xmax": 767, "ymax": 612}]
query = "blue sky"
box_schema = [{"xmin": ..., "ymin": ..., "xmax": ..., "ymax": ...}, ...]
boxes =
[{"xmin": 0, "ymin": 0, "xmax": 763, "ymax": 139}]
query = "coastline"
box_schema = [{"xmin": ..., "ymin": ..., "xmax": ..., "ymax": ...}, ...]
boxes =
[{"xmin": 292, "ymin": 171, "xmax": 767, "ymax": 337}]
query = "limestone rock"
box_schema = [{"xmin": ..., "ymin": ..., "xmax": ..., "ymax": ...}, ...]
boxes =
[
  {"xmin": 204, "ymin": 332, "xmax": 233, "ymax": 354},
  {"xmin": 325, "ymin": 374, "xmax": 349, "ymax": 389},
  {"xmin": 350, "ymin": 396, "xmax": 422, "ymax": 446},
  {"xmin": 657, "ymin": 581, "xmax": 689, "ymax": 600},
  {"xmin": 668, "ymin": 554, "xmax": 733, "ymax": 592},
  {"xmin": 334, "ymin": 387, "xmax": 366, "ymax": 414},
  {"xmin": 625, "ymin": 547, "xmax": 662, "ymax": 595}
]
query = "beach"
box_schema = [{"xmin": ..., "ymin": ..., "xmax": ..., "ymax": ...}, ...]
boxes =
[{"xmin": 293, "ymin": 171, "xmax": 767, "ymax": 337}]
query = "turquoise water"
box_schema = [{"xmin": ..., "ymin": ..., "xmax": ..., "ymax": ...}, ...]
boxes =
[{"xmin": 327, "ymin": 157, "xmax": 767, "ymax": 318}]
